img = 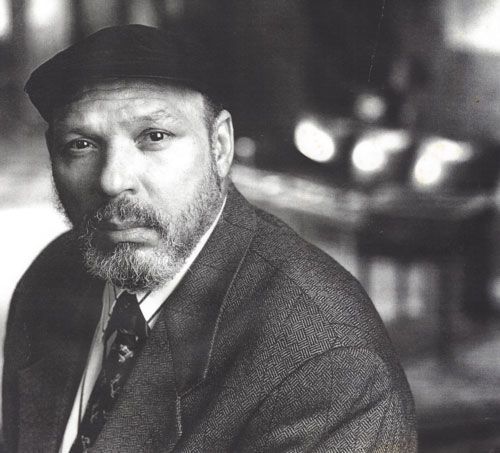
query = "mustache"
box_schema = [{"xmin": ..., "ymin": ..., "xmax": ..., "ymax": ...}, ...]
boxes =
[{"xmin": 81, "ymin": 198, "xmax": 168, "ymax": 234}]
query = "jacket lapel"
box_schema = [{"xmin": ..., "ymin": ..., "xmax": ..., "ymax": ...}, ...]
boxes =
[
  {"xmin": 17, "ymin": 353, "xmax": 78, "ymax": 452},
  {"xmin": 163, "ymin": 187, "xmax": 258, "ymax": 396},
  {"xmin": 16, "ymin": 277, "xmax": 103, "ymax": 453},
  {"xmin": 162, "ymin": 188, "xmax": 255, "ymax": 395},
  {"xmin": 92, "ymin": 310, "xmax": 181, "ymax": 452}
]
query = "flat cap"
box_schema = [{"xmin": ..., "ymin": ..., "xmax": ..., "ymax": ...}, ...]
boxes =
[{"xmin": 25, "ymin": 24, "xmax": 218, "ymax": 121}]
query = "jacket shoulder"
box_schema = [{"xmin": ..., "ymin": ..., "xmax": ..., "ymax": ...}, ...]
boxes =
[
  {"xmin": 8, "ymin": 231, "xmax": 89, "ymax": 336},
  {"xmin": 247, "ymin": 207, "xmax": 395, "ymax": 356},
  {"xmin": 13, "ymin": 231, "xmax": 82, "ymax": 297},
  {"xmin": 212, "ymin": 202, "xmax": 414, "ymax": 436}
]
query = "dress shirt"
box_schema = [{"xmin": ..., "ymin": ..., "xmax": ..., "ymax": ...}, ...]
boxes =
[{"xmin": 59, "ymin": 200, "xmax": 225, "ymax": 453}]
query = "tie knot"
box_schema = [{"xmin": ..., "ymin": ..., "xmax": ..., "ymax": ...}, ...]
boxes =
[
  {"xmin": 106, "ymin": 291, "xmax": 149, "ymax": 340},
  {"xmin": 115, "ymin": 291, "xmax": 138, "ymax": 310}
]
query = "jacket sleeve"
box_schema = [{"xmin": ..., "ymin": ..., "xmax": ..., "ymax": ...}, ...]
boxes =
[
  {"xmin": 235, "ymin": 347, "xmax": 417, "ymax": 453},
  {"xmin": 2, "ymin": 276, "xmax": 32, "ymax": 453}
]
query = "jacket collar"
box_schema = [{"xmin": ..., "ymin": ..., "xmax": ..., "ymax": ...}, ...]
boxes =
[{"xmin": 163, "ymin": 184, "xmax": 257, "ymax": 394}]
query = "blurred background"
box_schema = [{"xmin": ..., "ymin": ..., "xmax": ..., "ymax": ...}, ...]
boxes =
[{"xmin": 1, "ymin": 0, "xmax": 500, "ymax": 451}]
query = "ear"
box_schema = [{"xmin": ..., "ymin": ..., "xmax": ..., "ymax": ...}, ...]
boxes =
[{"xmin": 211, "ymin": 110, "xmax": 234, "ymax": 179}]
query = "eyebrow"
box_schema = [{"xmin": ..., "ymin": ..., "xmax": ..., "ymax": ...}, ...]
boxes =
[
  {"xmin": 51, "ymin": 108, "xmax": 181, "ymax": 135},
  {"xmin": 127, "ymin": 109, "xmax": 180, "ymax": 123}
]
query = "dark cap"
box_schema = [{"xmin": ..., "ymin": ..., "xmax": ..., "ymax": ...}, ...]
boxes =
[{"xmin": 25, "ymin": 24, "xmax": 219, "ymax": 121}]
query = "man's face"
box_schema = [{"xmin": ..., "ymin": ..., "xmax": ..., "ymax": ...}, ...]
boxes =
[{"xmin": 48, "ymin": 79, "xmax": 232, "ymax": 292}]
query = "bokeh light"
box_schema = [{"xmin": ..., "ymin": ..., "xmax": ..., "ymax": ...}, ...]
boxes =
[
  {"xmin": 412, "ymin": 137, "xmax": 473, "ymax": 187},
  {"xmin": 26, "ymin": 0, "xmax": 62, "ymax": 28},
  {"xmin": 0, "ymin": 0, "xmax": 11, "ymax": 40},
  {"xmin": 352, "ymin": 130, "xmax": 411, "ymax": 174},
  {"xmin": 294, "ymin": 119, "xmax": 336, "ymax": 163}
]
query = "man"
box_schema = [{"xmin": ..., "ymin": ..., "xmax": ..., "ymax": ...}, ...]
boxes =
[{"xmin": 3, "ymin": 25, "xmax": 416, "ymax": 452}]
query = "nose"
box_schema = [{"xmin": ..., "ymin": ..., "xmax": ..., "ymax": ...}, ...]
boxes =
[{"xmin": 98, "ymin": 139, "xmax": 138, "ymax": 198}]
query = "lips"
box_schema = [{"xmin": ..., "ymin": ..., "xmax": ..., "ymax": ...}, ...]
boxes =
[
  {"xmin": 94, "ymin": 220, "xmax": 159, "ymax": 244},
  {"xmin": 98, "ymin": 220, "xmax": 147, "ymax": 231}
]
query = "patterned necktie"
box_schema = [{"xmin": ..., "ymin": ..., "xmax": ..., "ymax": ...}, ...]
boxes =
[{"xmin": 70, "ymin": 291, "xmax": 149, "ymax": 453}]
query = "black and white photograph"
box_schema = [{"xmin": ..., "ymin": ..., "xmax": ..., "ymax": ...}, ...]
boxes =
[{"xmin": 0, "ymin": 1, "xmax": 499, "ymax": 452}]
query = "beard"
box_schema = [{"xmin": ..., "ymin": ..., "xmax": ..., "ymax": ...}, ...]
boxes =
[{"xmin": 54, "ymin": 161, "xmax": 223, "ymax": 293}]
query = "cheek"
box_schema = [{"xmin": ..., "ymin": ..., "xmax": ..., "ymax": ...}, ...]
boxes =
[
  {"xmin": 53, "ymin": 162, "xmax": 91, "ymax": 196},
  {"xmin": 52, "ymin": 160, "xmax": 98, "ymax": 213},
  {"xmin": 144, "ymin": 140, "xmax": 210, "ymax": 205}
]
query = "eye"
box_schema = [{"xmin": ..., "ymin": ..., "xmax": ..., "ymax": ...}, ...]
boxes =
[
  {"xmin": 137, "ymin": 130, "xmax": 174, "ymax": 149},
  {"xmin": 147, "ymin": 131, "xmax": 168, "ymax": 142},
  {"xmin": 63, "ymin": 138, "xmax": 97, "ymax": 154},
  {"xmin": 73, "ymin": 139, "xmax": 93, "ymax": 149}
]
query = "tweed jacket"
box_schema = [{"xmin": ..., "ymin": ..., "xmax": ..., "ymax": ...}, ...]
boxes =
[{"xmin": 3, "ymin": 186, "xmax": 416, "ymax": 452}]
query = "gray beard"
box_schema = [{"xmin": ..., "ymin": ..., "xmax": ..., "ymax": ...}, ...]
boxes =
[{"xmin": 55, "ymin": 166, "xmax": 222, "ymax": 293}]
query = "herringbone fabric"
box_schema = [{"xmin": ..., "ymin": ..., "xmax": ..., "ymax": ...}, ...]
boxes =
[{"xmin": 70, "ymin": 291, "xmax": 148, "ymax": 453}]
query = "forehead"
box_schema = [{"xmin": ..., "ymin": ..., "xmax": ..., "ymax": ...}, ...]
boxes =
[{"xmin": 51, "ymin": 79, "xmax": 206, "ymax": 129}]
